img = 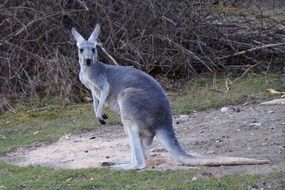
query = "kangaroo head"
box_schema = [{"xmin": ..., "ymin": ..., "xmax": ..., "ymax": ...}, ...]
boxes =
[{"xmin": 71, "ymin": 24, "xmax": 100, "ymax": 67}]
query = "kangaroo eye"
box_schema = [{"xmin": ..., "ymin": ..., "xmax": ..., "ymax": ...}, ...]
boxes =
[
  {"xmin": 91, "ymin": 48, "xmax": 96, "ymax": 53},
  {"xmin": 79, "ymin": 48, "xmax": 84, "ymax": 53}
]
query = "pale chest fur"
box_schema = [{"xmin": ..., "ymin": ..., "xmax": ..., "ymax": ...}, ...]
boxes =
[
  {"xmin": 79, "ymin": 71, "xmax": 101, "ymax": 99},
  {"xmin": 79, "ymin": 72, "xmax": 92, "ymax": 89}
]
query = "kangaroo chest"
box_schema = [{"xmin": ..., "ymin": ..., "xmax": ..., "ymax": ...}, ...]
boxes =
[
  {"xmin": 79, "ymin": 72, "xmax": 91, "ymax": 88},
  {"xmin": 79, "ymin": 72, "xmax": 101, "ymax": 99}
]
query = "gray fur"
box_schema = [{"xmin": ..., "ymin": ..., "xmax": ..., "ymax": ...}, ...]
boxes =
[{"xmin": 71, "ymin": 24, "xmax": 268, "ymax": 170}]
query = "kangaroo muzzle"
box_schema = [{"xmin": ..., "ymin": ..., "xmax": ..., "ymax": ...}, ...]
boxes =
[{"xmin": 85, "ymin": 58, "xmax": 92, "ymax": 66}]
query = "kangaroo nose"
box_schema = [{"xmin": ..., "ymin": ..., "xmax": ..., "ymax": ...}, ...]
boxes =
[{"xmin": 85, "ymin": 58, "xmax": 92, "ymax": 66}]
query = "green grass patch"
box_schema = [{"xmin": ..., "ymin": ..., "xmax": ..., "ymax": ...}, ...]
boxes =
[
  {"xmin": 0, "ymin": 105, "xmax": 120, "ymax": 154},
  {"xmin": 0, "ymin": 163, "xmax": 283, "ymax": 190},
  {"xmin": 170, "ymin": 73, "xmax": 283, "ymax": 114}
]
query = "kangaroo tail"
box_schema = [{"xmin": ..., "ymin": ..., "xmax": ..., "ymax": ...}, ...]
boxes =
[{"xmin": 156, "ymin": 127, "xmax": 269, "ymax": 166}]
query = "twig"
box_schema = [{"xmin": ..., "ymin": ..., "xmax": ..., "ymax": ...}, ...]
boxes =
[
  {"xmin": 162, "ymin": 16, "xmax": 177, "ymax": 25},
  {"xmin": 26, "ymin": 106, "xmax": 49, "ymax": 113},
  {"xmin": 224, "ymin": 78, "xmax": 232, "ymax": 93},
  {"xmin": 233, "ymin": 62, "xmax": 260, "ymax": 83},
  {"xmin": 208, "ymin": 88, "xmax": 225, "ymax": 94},
  {"xmin": 98, "ymin": 43, "xmax": 119, "ymax": 65},
  {"xmin": 75, "ymin": 0, "xmax": 89, "ymax": 11}
]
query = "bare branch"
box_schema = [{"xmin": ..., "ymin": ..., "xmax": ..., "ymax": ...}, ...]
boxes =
[{"xmin": 219, "ymin": 43, "xmax": 285, "ymax": 60}]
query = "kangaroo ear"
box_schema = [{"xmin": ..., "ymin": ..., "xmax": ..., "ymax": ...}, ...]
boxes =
[
  {"xmin": 88, "ymin": 24, "xmax": 100, "ymax": 43},
  {"xmin": 71, "ymin": 27, "xmax": 85, "ymax": 46}
]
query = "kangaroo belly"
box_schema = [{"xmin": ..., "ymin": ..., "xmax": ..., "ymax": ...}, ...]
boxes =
[
  {"xmin": 117, "ymin": 87, "xmax": 172, "ymax": 128},
  {"xmin": 105, "ymin": 97, "xmax": 120, "ymax": 113}
]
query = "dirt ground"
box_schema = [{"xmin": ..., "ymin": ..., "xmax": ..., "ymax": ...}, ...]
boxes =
[{"xmin": 1, "ymin": 103, "xmax": 285, "ymax": 176}]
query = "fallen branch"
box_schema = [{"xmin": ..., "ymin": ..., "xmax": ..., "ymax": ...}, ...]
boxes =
[
  {"xmin": 218, "ymin": 42, "xmax": 285, "ymax": 60},
  {"xmin": 260, "ymin": 99, "xmax": 285, "ymax": 105},
  {"xmin": 26, "ymin": 106, "xmax": 49, "ymax": 113}
]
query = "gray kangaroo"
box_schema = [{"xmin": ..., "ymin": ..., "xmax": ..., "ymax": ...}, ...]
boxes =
[{"xmin": 71, "ymin": 24, "xmax": 268, "ymax": 170}]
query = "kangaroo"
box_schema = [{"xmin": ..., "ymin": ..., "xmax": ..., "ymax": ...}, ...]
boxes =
[{"xmin": 71, "ymin": 24, "xmax": 269, "ymax": 170}]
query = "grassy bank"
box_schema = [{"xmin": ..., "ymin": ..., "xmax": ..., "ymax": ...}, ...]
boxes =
[{"xmin": 170, "ymin": 73, "xmax": 283, "ymax": 114}]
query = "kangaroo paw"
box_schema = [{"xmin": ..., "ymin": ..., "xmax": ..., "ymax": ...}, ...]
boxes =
[
  {"xmin": 102, "ymin": 114, "xmax": 109, "ymax": 119},
  {"xmin": 99, "ymin": 119, "xmax": 106, "ymax": 125}
]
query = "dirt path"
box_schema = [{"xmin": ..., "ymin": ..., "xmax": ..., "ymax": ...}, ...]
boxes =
[{"xmin": 1, "ymin": 104, "xmax": 285, "ymax": 175}]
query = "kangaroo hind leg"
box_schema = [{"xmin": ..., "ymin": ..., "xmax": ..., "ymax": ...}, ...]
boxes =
[
  {"xmin": 113, "ymin": 121, "xmax": 146, "ymax": 170},
  {"xmin": 139, "ymin": 132, "xmax": 154, "ymax": 161}
]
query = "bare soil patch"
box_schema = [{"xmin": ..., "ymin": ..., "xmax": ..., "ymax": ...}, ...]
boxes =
[{"xmin": 1, "ymin": 104, "xmax": 284, "ymax": 175}]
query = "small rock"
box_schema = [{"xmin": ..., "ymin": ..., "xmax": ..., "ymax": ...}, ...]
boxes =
[
  {"xmin": 106, "ymin": 156, "xmax": 110, "ymax": 159},
  {"xmin": 215, "ymin": 139, "xmax": 222, "ymax": 143},
  {"xmin": 207, "ymin": 150, "xmax": 215, "ymax": 154},
  {"xmin": 267, "ymin": 110, "xmax": 274, "ymax": 114},
  {"xmin": 151, "ymin": 148, "xmax": 167, "ymax": 153},
  {"xmin": 85, "ymin": 150, "xmax": 88, "ymax": 153},
  {"xmin": 83, "ymin": 96, "xmax": 92, "ymax": 102},
  {"xmin": 101, "ymin": 162, "xmax": 115, "ymax": 167},
  {"xmin": 232, "ymin": 107, "xmax": 241, "ymax": 112},
  {"xmin": 221, "ymin": 107, "xmax": 229, "ymax": 112},
  {"xmin": 249, "ymin": 122, "xmax": 261, "ymax": 128},
  {"xmin": 251, "ymin": 184, "xmax": 259, "ymax": 190},
  {"xmin": 192, "ymin": 176, "xmax": 198, "ymax": 181},
  {"xmin": 89, "ymin": 136, "xmax": 96, "ymax": 139},
  {"xmin": 62, "ymin": 133, "xmax": 71, "ymax": 140},
  {"xmin": 175, "ymin": 115, "xmax": 189, "ymax": 124},
  {"xmin": 179, "ymin": 114, "xmax": 188, "ymax": 119}
]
